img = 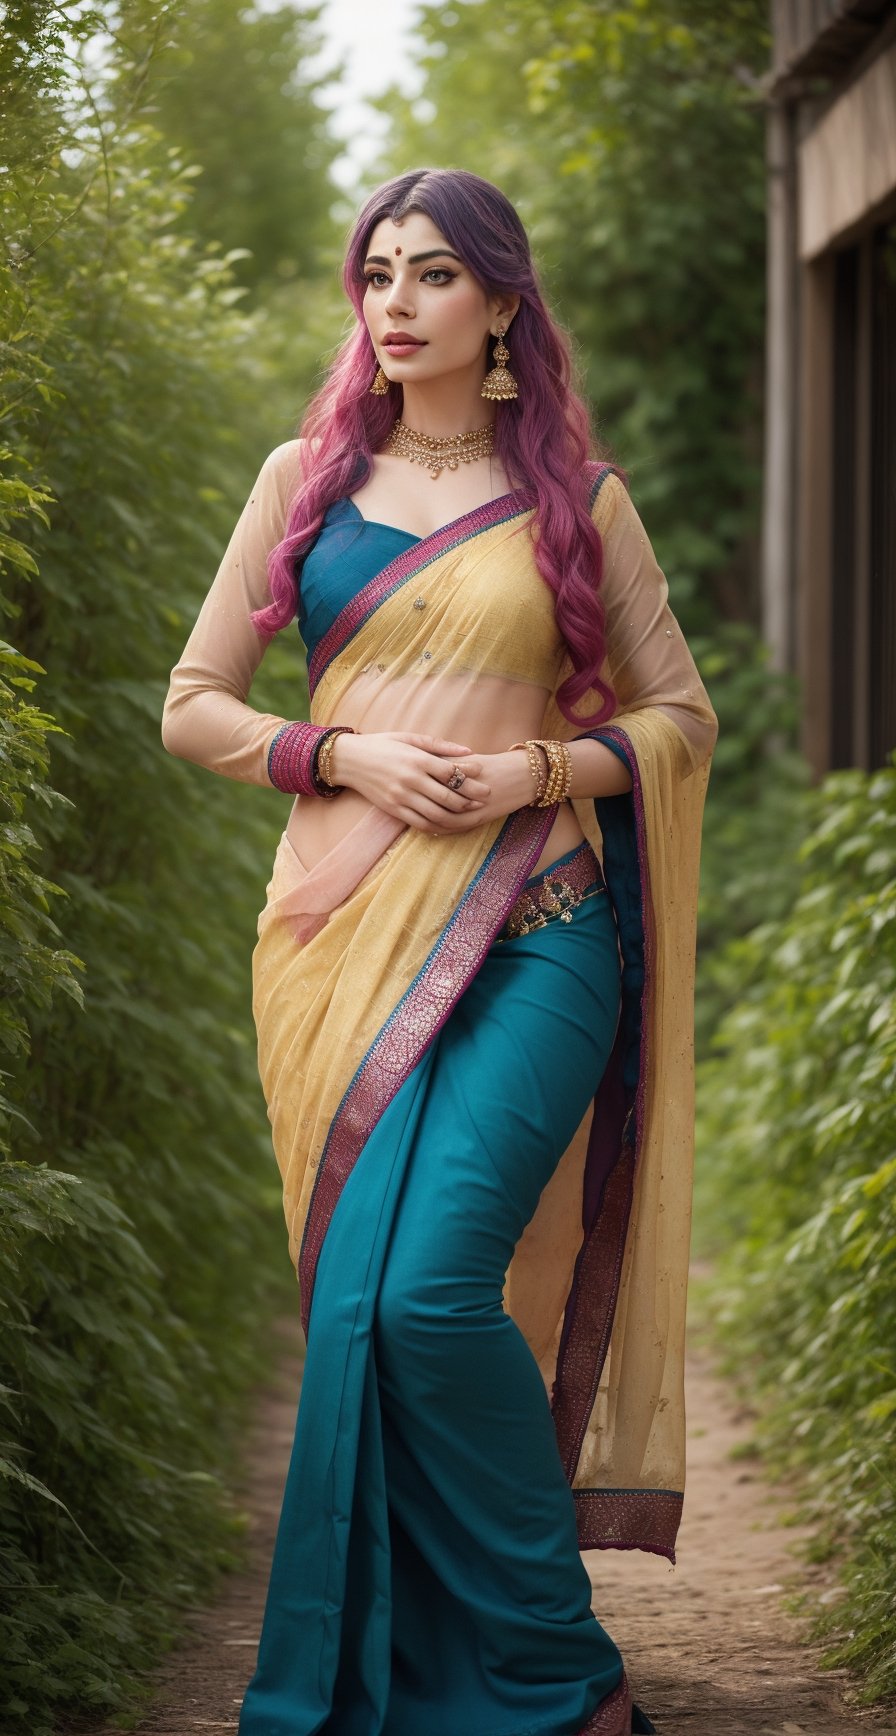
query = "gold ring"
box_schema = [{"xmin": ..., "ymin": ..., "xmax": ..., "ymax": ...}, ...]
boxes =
[{"xmin": 446, "ymin": 764, "xmax": 466, "ymax": 791}]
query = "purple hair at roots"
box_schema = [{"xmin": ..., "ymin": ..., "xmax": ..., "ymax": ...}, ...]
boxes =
[{"xmin": 251, "ymin": 167, "xmax": 623, "ymax": 729}]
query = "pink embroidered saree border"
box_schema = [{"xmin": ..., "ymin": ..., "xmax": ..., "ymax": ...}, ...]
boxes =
[
  {"xmin": 579, "ymin": 1671, "xmax": 633, "ymax": 1734},
  {"xmin": 306, "ymin": 490, "xmax": 533, "ymax": 698},
  {"xmin": 574, "ymin": 1488, "xmax": 683, "ymax": 1564},
  {"xmin": 584, "ymin": 457, "xmax": 623, "ymax": 509},
  {"xmin": 549, "ymin": 726, "xmax": 665, "ymax": 1549},
  {"xmin": 297, "ymin": 801, "xmax": 557, "ymax": 1335}
]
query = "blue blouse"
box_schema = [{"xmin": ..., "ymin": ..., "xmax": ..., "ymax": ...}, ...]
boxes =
[{"xmin": 298, "ymin": 497, "xmax": 419, "ymax": 665}]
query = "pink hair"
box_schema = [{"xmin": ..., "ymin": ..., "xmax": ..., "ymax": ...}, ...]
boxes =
[{"xmin": 252, "ymin": 168, "xmax": 625, "ymax": 728}]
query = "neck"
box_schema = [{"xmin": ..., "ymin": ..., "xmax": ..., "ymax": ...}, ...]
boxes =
[{"xmin": 399, "ymin": 371, "xmax": 495, "ymax": 438}]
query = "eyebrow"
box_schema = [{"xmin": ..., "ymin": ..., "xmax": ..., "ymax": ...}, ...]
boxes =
[{"xmin": 363, "ymin": 249, "xmax": 464, "ymax": 267}]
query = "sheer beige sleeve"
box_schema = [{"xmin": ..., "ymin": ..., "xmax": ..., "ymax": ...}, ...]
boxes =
[
  {"xmin": 593, "ymin": 473, "xmax": 718, "ymax": 769},
  {"xmin": 161, "ymin": 439, "xmax": 305, "ymax": 785}
]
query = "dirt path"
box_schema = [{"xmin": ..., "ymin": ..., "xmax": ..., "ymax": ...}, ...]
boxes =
[{"xmin": 112, "ymin": 1315, "xmax": 895, "ymax": 1736}]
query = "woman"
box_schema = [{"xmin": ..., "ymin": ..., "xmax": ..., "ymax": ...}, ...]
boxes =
[{"xmin": 162, "ymin": 167, "xmax": 717, "ymax": 1736}]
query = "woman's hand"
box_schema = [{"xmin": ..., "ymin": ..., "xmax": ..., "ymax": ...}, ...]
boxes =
[
  {"xmin": 327, "ymin": 731, "xmax": 495, "ymax": 831},
  {"xmin": 427, "ymin": 750, "xmax": 535, "ymax": 833}
]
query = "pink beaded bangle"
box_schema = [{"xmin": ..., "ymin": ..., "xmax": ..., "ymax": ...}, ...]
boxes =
[{"xmin": 267, "ymin": 722, "xmax": 356, "ymax": 797}]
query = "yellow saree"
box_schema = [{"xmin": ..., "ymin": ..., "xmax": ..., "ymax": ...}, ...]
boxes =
[
  {"xmin": 162, "ymin": 442, "xmax": 718, "ymax": 1734},
  {"xmin": 243, "ymin": 455, "xmax": 714, "ymax": 1556}
]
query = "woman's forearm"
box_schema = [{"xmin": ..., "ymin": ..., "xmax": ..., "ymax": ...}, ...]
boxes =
[
  {"xmin": 160, "ymin": 682, "xmax": 290, "ymax": 787},
  {"xmin": 499, "ymin": 739, "xmax": 632, "ymax": 808},
  {"xmin": 567, "ymin": 737, "xmax": 633, "ymax": 798}
]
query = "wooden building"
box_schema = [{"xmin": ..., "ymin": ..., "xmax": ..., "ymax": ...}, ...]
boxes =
[{"xmin": 763, "ymin": 0, "xmax": 896, "ymax": 773}]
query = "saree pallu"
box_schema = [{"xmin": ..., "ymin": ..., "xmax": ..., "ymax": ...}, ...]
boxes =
[{"xmin": 240, "ymin": 464, "xmax": 717, "ymax": 1736}]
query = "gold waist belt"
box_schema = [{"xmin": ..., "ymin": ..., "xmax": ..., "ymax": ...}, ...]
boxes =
[{"xmin": 496, "ymin": 839, "xmax": 606, "ymax": 942}]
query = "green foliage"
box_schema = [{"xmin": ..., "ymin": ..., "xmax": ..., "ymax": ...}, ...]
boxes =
[
  {"xmin": 0, "ymin": 0, "xmax": 90, "ymax": 1154},
  {"xmin": 146, "ymin": 0, "xmax": 341, "ymax": 293},
  {"xmin": 0, "ymin": 4, "xmax": 332, "ymax": 1729},
  {"xmin": 0, "ymin": 639, "xmax": 84, "ymax": 1155},
  {"xmin": 693, "ymin": 623, "xmax": 809, "ymax": 1051},
  {"xmin": 695, "ymin": 759, "xmax": 896, "ymax": 1702},
  {"xmin": 376, "ymin": 0, "xmax": 770, "ymax": 631}
]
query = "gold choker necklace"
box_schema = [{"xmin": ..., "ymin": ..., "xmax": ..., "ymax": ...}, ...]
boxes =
[{"xmin": 382, "ymin": 418, "xmax": 494, "ymax": 480}]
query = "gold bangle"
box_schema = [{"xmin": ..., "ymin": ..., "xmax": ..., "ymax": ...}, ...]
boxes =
[
  {"xmin": 530, "ymin": 739, "xmax": 572, "ymax": 807},
  {"xmin": 315, "ymin": 726, "xmax": 355, "ymax": 795},
  {"xmin": 520, "ymin": 739, "xmax": 545, "ymax": 804},
  {"xmin": 317, "ymin": 735, "xmax": 336, "ymax": 788},
  {"xmin": 555, "ymin": 741, "xmax": 572, "ymax": 801},
  {"xmin": 508, "ymin": 739, "xmax": 572, "ymax": 807},
  {"xmin": 512, "ymin": 739, "xmax": 554, "ymax": 806},
  {"xmin": 539, "ymin": 739, "xmax": 563, "ymax": 806},
  {"xmin": 527, "ymin": 741, "xmax": 549, "ymax": 802},
  {"xmin": 508, "ymin": 740, "xmax": 549, "ymax": 805},
  {"xmin": 544, "ymin": 742, "xmax": 562, "ymax": 805}
]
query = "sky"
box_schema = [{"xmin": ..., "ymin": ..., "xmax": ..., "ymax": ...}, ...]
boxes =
[{"xmin": 313, "ymin": 0, "xmax": 427, "ymax": 189}]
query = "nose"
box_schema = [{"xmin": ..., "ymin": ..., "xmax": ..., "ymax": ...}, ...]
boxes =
[{"xmin": 384, "ymin": 272, "xmax": 415, "ymax": 321}]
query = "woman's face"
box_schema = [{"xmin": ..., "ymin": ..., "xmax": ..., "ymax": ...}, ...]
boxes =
[{"xmin": 361, "ymin": 210, "xmax": 515, "ymax": 389}]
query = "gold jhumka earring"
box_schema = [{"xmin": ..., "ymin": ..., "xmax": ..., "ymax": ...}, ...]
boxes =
[
  {"xmin": 369, "ymin": 365, "xmax": 389, "ymax": 395},
  {"xmin": 481, "ymin": 326, "xmax": 519, "ymax": 401}
]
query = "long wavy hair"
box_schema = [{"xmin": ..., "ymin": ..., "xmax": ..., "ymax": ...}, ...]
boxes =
[{"xmin": 252, "ymin": 168, "xmax": 625, "ymax": 727}]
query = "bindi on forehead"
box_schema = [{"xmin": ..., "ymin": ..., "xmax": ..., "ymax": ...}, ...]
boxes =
[{"xmin": 395, "ymin": 246, "xmax": 402, "ymax": 255}]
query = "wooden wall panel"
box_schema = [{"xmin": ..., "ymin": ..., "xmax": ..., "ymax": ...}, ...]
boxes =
[{"xmin": 799, "ymin": 37, "xmax": 896, "ymax": 257}]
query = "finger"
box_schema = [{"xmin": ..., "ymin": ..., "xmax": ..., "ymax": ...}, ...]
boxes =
[
  {"xmin": 433, "ymin": 809, "xmax": 490, "ymax": 833},
  {"xmin": 396, "ymin": 733, "xmax": 475, "ymax": 756},
  {"xmin": 421, "ymin": 751, "xmax": 483, "ymax": 782},
  {"xmin": 394, "ymin": 805, "xmax": 433, "ymax": 831},
  {"xmin": 397, "ymin": 803, "xmax": 486, "ymax": 835},
  {"xmin": 428, "ymin": 807, "xmax": 491, "ymax": 834},
  {"xmin": 431, "ymin": 738, "xmax": 475, "ymax": 757},
  {"xmin": 425, "ymin": 781, "xmax": 484, "ymax": 814},
  {"xmin": 424, "ymin": 770, "xmax": 491, "ymax": 804},
  {"xmin": 400, "ymin": 792, "xmax": 462, "ymax": 829}
]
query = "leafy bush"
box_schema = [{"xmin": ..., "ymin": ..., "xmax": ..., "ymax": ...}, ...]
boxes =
[
  {"xmin": 695, "ymin": 758, "xmax": 896, "ymax": 1703},
  {"xmin": 0, "ymin": 6, "xmax": 330, "ymax": 1729},
  {"xmin": 693, "ymin": 621, "xmax": 809, "ymax": 1052},
  {"xmin": 0, "ymin": 620, "xmax": 84, "ymax": 1158}
]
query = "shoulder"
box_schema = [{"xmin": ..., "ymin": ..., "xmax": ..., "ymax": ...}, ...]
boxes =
[
  {"xmin": 583, "ymin": 460, "xmax": 630, "ymax": 534},
  {"xmin": 256, "ymin": 436, "xmax": 308, "ymax": 499}
]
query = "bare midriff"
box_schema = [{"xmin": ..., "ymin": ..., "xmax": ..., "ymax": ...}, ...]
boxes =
[{"xmin": 284, "ymin": 669, "xmax": 588, "ymax": 882}]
